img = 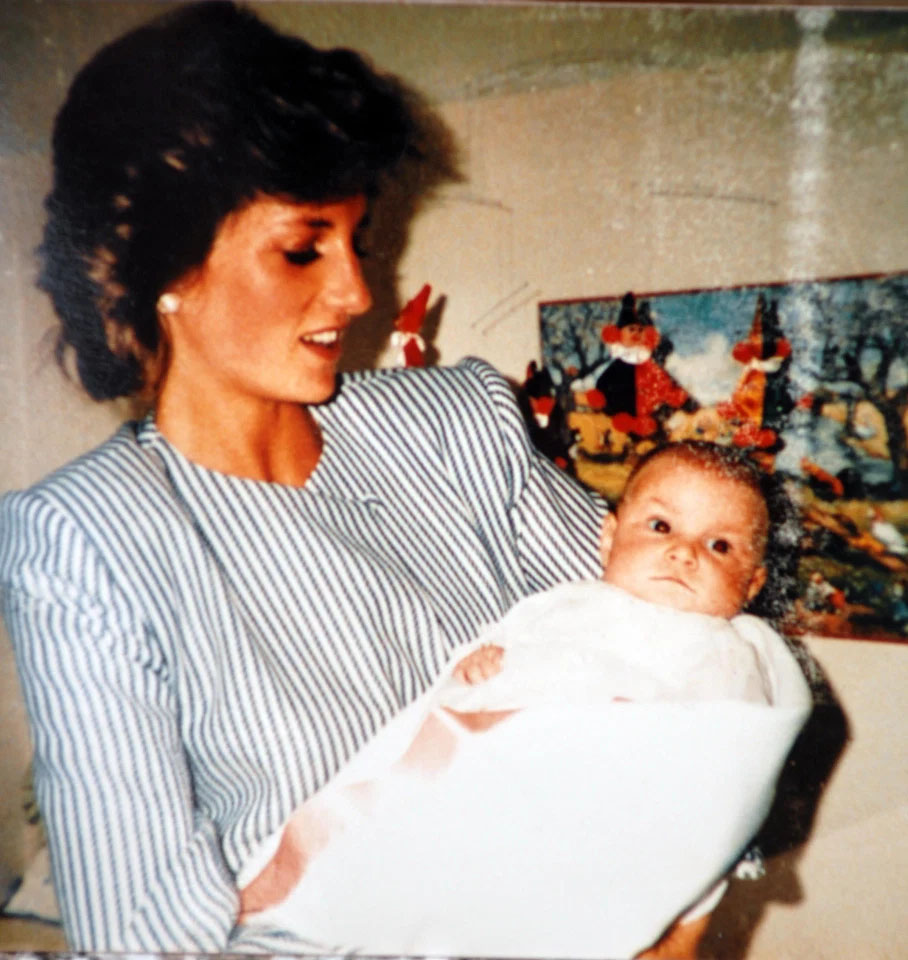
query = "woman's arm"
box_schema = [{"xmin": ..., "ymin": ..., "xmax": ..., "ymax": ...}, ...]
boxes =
[
  {"xmin": 1, "ymin": 492, "xmax": 238, "ymax": 951},
  {"xmin": 463, "ymin": 358, "xmax": 608, "ymax": 589}
]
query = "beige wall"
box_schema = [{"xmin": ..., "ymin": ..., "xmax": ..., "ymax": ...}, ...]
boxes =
[
  {"xmin": 742, "ymin": 635, "xmax": 908, "ymax": 960},
  {"xmin": 1, "ymin": 3, "xmax": 906, "ymax": 956},
  {"xmin": 403, "ymin": 25, "xmax": 907, "ymax": 379}
]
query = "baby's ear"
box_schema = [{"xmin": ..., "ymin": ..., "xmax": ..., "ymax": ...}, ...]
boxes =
[
  {"xmin": 746, "ymin": 564, "xmax": 768, "ymax": 602},
  {"xmin": 600, "ymin": 512, "xmax": 617, "ymax": 570}
]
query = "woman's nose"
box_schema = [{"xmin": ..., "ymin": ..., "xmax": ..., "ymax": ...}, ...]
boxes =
[{"xmin": 324, "ymin": 245, "xmax": 373, "ymax": 316}]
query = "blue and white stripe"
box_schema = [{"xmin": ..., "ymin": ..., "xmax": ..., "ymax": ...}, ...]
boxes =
[{"xmin": 1, "ymin": 357, "xmax": 606, "ymax": 952}]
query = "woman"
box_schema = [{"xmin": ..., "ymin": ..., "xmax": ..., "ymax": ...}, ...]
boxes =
[{"xmin": 0, "ymin": 2, "xmax": 606, "ymax": 951}]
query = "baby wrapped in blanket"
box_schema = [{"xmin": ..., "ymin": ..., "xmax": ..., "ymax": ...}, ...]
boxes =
[{"xmin": 237, "ymin": 443, "xmax": 811, "ymax": 957}]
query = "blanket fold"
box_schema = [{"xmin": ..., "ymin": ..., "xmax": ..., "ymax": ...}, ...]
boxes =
[{"xmin": 238, "ymin": 593, "xmax": 811, "ymax": 958}]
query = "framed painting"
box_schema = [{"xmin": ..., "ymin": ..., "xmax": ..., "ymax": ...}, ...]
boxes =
[{"xmin": 531, "ymin": 272, "xmax": 908, "ymax": 641}]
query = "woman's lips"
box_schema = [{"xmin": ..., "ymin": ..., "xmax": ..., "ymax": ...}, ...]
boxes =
[
  {"xmin": 298, "ymin": 327, "xmax": 346, "ymax": 357},
  {"xmin": 300, "ymin": 329, "xmax": 342, "ymax": 347}
]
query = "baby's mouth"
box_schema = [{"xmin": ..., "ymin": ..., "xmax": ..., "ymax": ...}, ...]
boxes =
[{"xmin": 651, "ymin": 575, "xmax": 693, "ymax": 593}]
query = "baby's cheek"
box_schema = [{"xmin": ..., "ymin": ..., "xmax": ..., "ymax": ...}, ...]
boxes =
[{"xmin": 729, "ymin": 566, "xmax": 758, "ymax": 603}]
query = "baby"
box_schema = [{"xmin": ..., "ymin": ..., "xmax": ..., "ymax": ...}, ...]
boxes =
[
  {"xmin": 451, "ymin": 439, "xmax": 779, "ymax": 708},
  {"xmin": 238, "ymin": 442, "xmax": 803, "ymax": 953},
  {"xmin": 435, "ymin": 439, "xmax": 785, "ymax": 946}
]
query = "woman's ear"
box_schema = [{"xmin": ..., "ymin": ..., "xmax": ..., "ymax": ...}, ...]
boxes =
[{"xmin": 600, "ymin": 511, "xmax": 617, "ymax": 571}]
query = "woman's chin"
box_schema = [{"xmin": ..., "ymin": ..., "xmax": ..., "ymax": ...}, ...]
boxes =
[{"xmin": 292, "ymin": 371, "xmax": 341, "ymax": 407}]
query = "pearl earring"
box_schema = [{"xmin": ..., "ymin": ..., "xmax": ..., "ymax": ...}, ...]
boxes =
[{"xmin": 157, "ymin": 292, "xmax": 181, "ymax": 315}]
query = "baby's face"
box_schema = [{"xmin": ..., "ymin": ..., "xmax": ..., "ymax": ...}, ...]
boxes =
[{"xmin": 602, "ymin": 455, "xmax": 767, "ymax": 618}]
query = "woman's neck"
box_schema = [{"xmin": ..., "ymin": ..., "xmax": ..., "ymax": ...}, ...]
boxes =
[{"xmin": 154, "ymin": 387, "xmax": 323, "ymax": 486}]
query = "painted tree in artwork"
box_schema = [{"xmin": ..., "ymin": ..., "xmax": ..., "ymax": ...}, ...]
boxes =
[
  {"xmin": 542, "ymin": 301, "xmax": 610, "ymax": 386},
  {"xmin": 805, "ymin": 277, "xmax": 908, "ymax": 497}
]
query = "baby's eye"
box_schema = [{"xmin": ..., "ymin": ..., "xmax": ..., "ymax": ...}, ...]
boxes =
[
  {"xmin": 648, "ymin": 517, "xmax": 670, "ymax": 534},
  {"xmin": 284, "ymin": 247, "xmax": 319, "ymax": 266},
  {"xmin": 708, "ymin": 538, "xmax": 731, "ymax": 554}
]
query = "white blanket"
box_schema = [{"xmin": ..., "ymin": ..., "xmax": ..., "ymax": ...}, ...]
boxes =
[{"xmin": 238, "ymin": 583, "xmax": 811, "ymax": 958}]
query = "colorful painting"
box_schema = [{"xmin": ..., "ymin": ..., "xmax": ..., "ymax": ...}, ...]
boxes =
[{"xmin": 529, "ymin": 273, "xmax": 908, "ymax": 641}]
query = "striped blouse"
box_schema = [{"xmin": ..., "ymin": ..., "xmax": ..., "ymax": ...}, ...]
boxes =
[{"xmin": 1, "ymin": 358, "xmax": 605, "ymax": 952}]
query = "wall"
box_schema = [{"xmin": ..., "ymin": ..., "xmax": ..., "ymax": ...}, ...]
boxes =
[
  {"xmin": 722, "ymin": 634, "xmax": 907, "ymax": 960},
  {"xmin": 403, "ymin": 19, "xmax": 907, "ymax": 379},
  {"xmin": 406, "ymin": 26, "xmax": 907, "ymax": 959},
  {"xmin": 1, "ymin": 3, "xmax": 906, "ymax": 956}
]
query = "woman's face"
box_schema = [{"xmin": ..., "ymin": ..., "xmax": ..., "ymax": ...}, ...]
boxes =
[{"xmin": 161, "ymin": 194, "xmax": 372, "ymax": 409}]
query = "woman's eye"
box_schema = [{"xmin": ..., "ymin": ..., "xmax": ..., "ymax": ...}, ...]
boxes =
[
  {"xmin": 648, "ymin": 518, "xmax": 670, "ymax": 534},
  {"xmin": 708, "ymin": 538, "xmax": 731, "ymax": 554},
  {"xmin": 284, "ymin": 247, "xmax": 319, "ymax": 266}
]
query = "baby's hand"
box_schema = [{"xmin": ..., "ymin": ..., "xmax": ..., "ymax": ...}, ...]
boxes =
[{"xmin": 453, "ymin": 644, "xmax": 504, "ymax": 685}]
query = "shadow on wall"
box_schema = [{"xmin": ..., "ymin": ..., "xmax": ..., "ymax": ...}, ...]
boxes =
[
  {"xmin": 700, "ymin": 642, "xmax": 849, "ymax": 958},
  {"xmin": 341, "ymin": 82, "xmax": 461, "ymax": 373}
]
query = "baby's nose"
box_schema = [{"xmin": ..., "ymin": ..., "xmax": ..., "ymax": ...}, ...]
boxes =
[{"xmin": 667, "ymin": 539, "xmax": 698, "ymax": 565}]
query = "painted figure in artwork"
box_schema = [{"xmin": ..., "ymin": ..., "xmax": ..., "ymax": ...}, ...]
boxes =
[
  {"xmin": 521, "ymin": 360, "xmax": 575, "ymax": 471},
  {"xmin": 591, "ymin": 292, "xmax": 691, "ymax": 439},
  {"xmin": 718, "ymin": 294, "xmax": 794, "ymax": 452}
]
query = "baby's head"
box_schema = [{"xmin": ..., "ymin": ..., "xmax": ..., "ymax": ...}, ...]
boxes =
[{"xmin": 601, "ymin": 442, "xmax": 770, "ymax": 619}]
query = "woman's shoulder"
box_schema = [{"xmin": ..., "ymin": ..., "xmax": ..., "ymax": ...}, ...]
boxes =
[
  {"xmin": 4, "ymin": 423, "xmax": 160, "ymax": 503},
  {"xmin": 328, "ymin": 357, "xmax": 519, "ymax": 436},
  {"xmin": 320, "ymin": 359, "xmax": 526, "ymax": 474},
  {"xmin": 1, "ymin": 422, "xmax": 175, "ymax": 550},
  {"xmin": 338, "ymin": 356, "xmax": 510, "ymax": 401}
]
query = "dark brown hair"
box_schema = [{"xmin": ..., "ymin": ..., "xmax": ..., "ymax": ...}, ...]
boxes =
[{"xmin": 40, "ymin": 2, "xmax": 417, "ymax": 400}]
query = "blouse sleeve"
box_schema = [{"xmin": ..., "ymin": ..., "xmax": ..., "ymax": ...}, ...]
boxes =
[
  {"xmin": 0, "ymin": 491, "xmax": 238, "ymax": 952},
  {"xmin": 456, "ymin": 358, "xmax": 608, "ymax": 592}
]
